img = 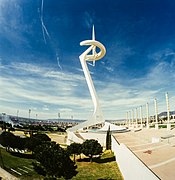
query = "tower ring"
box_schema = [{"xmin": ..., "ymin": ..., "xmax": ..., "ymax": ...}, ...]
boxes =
[{"xmin": 80, "ymin": 40, "xmax": 106, "ymax": 61}]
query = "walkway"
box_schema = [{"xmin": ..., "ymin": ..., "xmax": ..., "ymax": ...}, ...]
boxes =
[
  {"xmin": 0, "ymin": 167, "xmax": 18, "ymax": 180},
  {"xmin": 113, "ymin": 128, "xmax": 175, "ymax": 180}
]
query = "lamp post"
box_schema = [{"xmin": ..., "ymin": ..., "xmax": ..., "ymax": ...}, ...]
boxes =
[
  {"xmin": 165, "ymin": 92, "xmax": 171, "ymax": 130},
  {"xmin": 29, "ymin": 109, "xmax": 31, "ymax": 121},
  {"xmin": 129, "ymin": 111, "xmax": 131, "ymax": 127},
  {"xmin": 154, "ymin": 98, "xmax": 159, "ymax": 130},
  {"xmin": 140, "ymin": 106, "xmax": 143, "ymax": 128},
  {"xmin": 126, "ymin": 112, "xmax": 128, "ymax": 127},
  {"xmin": 17, "ymin": 110, "xmax": 19, "ymax": 120},
  {"xmin": 132, "ymin": 109, "xmax": 134, "ymax": 127},
  {"xmin": 146, "ymin": 103, "xmax": 149, "ymax": 129},
  {"xmin": 135, "ymin": 108, "xmax": 138, "ymax": 128},
  {"xmin": 58, "ymin": 113, "xmax": 60, "ymax": 120}
]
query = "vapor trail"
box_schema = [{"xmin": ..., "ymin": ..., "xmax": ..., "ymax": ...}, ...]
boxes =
[
  {"xmin": 39, "ymin": 0, "xmax": 62, "ymax": 71},
  {"xmin": 87, "ymin": 61, "xmax": 95, "ymax": 67},
  {"xmin": 56, "ymin": 54, "xmax": 62, "ymax": 71},
  {"xmin": 40, "ymin": 0, "xmax": 50, "ymax": 43}
]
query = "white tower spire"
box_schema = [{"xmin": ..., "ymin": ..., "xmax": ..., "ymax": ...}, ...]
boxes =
[
  {"xmin": 165, "ymin": 92, "xmax": 171, "ymax": 130},
  {"xmin": 92, "ymin": 24, "xmax": 95, "ymax": 40},
  {"xmin": 69, "ymin": 26, "xmax": 106, "ymax": 132},
  {"xmin": 92, "ymin": 25, "xmax": 96, "ymax": 66},
  {"xmin": 140, "ymin": 106, "xmax": 143, "ymax": 128},
  {"xmin": 146, "ymin": 102, "xmax": 149, "ymax": 129},
  {"xmin": 154, "ymin": 98, "xmax": 159, "ymax": 130}
]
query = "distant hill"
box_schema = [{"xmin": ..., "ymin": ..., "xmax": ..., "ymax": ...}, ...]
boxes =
[
  {"xmin": 0, "ymin": 113, "xmax": 85, "ymax": 126},
  {"xmin": 158, "ymin": 111, "xmax": 175, "ymax": 117},
  {"xmin": 47, "ymin": 118, "xmax": 85, "ymax": 123},
  {"xmin": 1, "ymin": 111, "xmax": 175, "ymax": 126}
]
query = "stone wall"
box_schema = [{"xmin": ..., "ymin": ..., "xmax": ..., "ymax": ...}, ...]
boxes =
[{"xmin": 111, "ymin": 135, "xmax": 159, "ymax": 180}]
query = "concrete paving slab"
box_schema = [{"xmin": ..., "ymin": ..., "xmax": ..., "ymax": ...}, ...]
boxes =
[{"xmin": 113, "ymin": 128, "xmax": 175, "ymax": 179}]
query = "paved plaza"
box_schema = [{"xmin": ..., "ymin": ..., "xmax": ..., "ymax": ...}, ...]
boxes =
[
  {"xmin": 0, "ymin": 167, "xmax": 18, "ymax": 180},
  {"xmin": 113, "ymin": 128, "xmax": 175, "ymax": 180}
]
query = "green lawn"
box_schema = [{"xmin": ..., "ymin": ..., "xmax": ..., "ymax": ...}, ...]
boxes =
[
  {"xmin": 72, "ymin": 151, "xmax": 123, "ymax": 180},
  {"xmin": 0, "ymin": 148, "xmax": 123, "ymax": 180},
  {"xmin": 0, "ymin": 148, "xmax": 43, "ymax": 179}
]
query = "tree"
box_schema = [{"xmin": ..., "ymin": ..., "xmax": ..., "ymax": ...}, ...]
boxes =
[
  {"xmin": 0, "ymin": 131, "xmax": 27, "ymax": 151},
  {"xmin": 67, "ymin": 143, "xmax": 82, "ymax": 162},
  {"xmin": 56, "ymin": 126, "xmax": 66, "ymax": 132},
  {"xmin": 0, "ymin": 121, "xmax": 12, "ymax": 131},
  {"xmin": 15, "ymin": 136, "xmax": 28, "ymax": 151},
  {"xmin": 32, "ymin": 133, "xmax": 51, "ymax": 141},
  {"xmin": 0, "ymin": 131, "xmax": 16, "ymax": 151},
  {"xmin": 25, "ymin": 137, "xmax": 40, "ymax": 152},
  {"xmin": 25, "ymin": 133, "xmax": 51, "ymax": 152},
  {"xmin": 34, "ymin": 142, "xmax": 77, "ymax": 179},
  {"xmin": 106, "ymin": 126, "xmax": 111, "ymax": 150},
  {"xmin": 82, "ymin": 139, "xmax": 103, "ymax": 162}
]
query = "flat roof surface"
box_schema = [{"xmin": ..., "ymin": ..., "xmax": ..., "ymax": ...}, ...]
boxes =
[{"xmin": 113, "ymin": 127, "xmax": 175, "ymax": 180}]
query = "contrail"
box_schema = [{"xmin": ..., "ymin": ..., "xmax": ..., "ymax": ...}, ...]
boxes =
[
  {"xmin": 40, "ymin": 0, "xmax": 50, "ymax": 43},
  {"xmin": 87, "ymin": 61, "xmax": 95, "ymax": 67},
  {"xmin": 39, "ymin": 0, "xmax": 62, "ymax": 71},
  {"xmin": 56, "ymin": 54, "xmax": 62, "ymax": 71}
]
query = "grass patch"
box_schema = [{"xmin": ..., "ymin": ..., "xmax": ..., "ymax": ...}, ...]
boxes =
[
  {"xmin": 159, "ymin": 125, "xmax": 167, "ymax": 128},
  {"xmin": 0, "ymin": 148, "xmax": 43, "ymax": 179},
  {"xmin": 149, "ymin": 125, "xmax": 155, "ymax": 128},
  {"xmin": 72, "ymin": 150, "xmax": 123, "ymax": 180},
  {"xmin": 0, "ymin": 148, "xmax": 123, "ymax": 180}
]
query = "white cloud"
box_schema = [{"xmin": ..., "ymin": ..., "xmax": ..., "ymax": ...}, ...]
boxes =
[
  {"xmin": 0, "ymin": 1, "xmax": 30, "ymax": 48},
  {"xmin": 0, "ymin": 62, "xmax": 93, "ymax": 118},
  {"xmin": 58, "ymin": 108, "xmax": 72, "ymax": 112},
  {"xmin": 98, "ymin": 55, "xmax": 175, "ymax": 119},
  {"xmin": 1, "ymin": 57, "xmax": 175, "ymax": 120},
  {"xmin": 105, "ymin": 67, "xmax": 114, "ymax": 72},
  {"xmin": 82, "ymin": 11, "xmax": 95, "ymax": 29},
  {"xmin": 42, "ymin": 105, "xmax": 49, "ymax": 111}
]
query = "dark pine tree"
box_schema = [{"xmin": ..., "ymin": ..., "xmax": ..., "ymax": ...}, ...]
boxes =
[{"xmin": 106, "ymin": 125, "xmax": 111, "ymax": 150}]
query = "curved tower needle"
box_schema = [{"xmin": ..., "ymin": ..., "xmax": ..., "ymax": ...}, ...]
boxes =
[{"xmin": 70, "ymin": 26, "xmax": 106, "ymax": 131}]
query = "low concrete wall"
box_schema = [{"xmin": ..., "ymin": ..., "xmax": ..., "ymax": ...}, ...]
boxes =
[
  {"xmin": 0, "ymin": 167, "xmax": 18, "ymax": 180},
  {"xmin": 111, "ymin": 136, "xmax": 160, "ymax": 180},
  {"xmin": 67, "ymin": 131, "xmax": 84, "ymax": 145},
  {"xmin": 67, "ymin": 131, "xmax": 106, "ymax": 146},
  {"xmin": 80, "ymin": 132, "xmax": 106, "ymax": 147}
]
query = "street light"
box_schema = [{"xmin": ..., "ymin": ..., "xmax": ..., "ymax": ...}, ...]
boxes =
[
  {"xmin": 29, "ymin": 109, "xmax": 31, "ymax": 120},
  {"xmin": 58, "ymin": 113, "xmax": 60, "ymax": 119},
  {"xmin": 146, "ymin": 102, "xmax": 149, "ymax": 129},
  {"xmin": 17, "ymin": 110, "xmax": 19, "ymax": 120}
]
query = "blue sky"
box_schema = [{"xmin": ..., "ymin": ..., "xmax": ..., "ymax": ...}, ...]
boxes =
[{"xmin": 0, "ymin": 0, "xmax": 175, "ymax": 120}]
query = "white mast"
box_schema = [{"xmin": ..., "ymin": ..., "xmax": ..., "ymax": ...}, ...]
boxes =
[
  {"xmin": 154, "ymin": 98, "xmax": 159, "ymax": 130},
  {"xmin": 92, "ymin": 25, "xmax": 96, "ymax": 66},
  {"xmin": 69, "ymin": 26, "xmax": 106, "ymax": 132},
  {"xmin": 166, "ymin": 92, "xmax": 171, "ymax": 130},
  {"xmin": 132, "ymin": 109, "xmax": 134, "ymax": 127},
  {"xmin": 136, "ymin": 108, "xmax": 138, "ymax": 128},
  {"xmin": 140, "ymin": 106, "xmax": 143, "ymax": 128},
  {"xmin": 146, "ymin": 102, "xmax": 149, "ymax": 129}
]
